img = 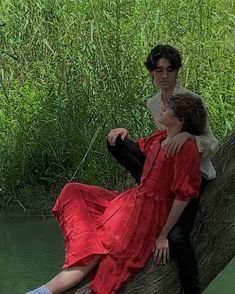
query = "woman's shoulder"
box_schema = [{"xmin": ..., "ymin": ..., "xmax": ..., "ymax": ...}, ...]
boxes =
[
  {"xmin": 150, "ymin": 129, "xmax": 167, "ymax": 139},
  {"xmin": 179, "ymin": 138, "xmax": 199, "ymax": 157},
  {"xmin": 141, "ymin": 130, "xmax": 167, "ymax": 154}
]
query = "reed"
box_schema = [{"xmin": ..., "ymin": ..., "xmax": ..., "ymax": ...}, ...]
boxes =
[{"xmin": 0, "ymin": 0, "xmax": 234, "ymax": 213}]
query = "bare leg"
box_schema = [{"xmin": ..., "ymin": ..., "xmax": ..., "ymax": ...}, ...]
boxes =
[
  {"xmin": 46, "ymin": 256, "xmax": 100, "ymax": 294},
  {"xmin": 26, "ymin": 256, "xmax": 100, "ymax": 294}
]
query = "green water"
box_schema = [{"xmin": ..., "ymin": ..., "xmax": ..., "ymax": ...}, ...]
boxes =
[
  {"xmin": 0, "ymin": 218, "xmax": 234, "ymax": 294},
  {"xmin": 0, "ymin": 218, "xmax": 64, "ymax": 294},
  {"xmin": 203, "ymin": 258, "xmax": 235, "ymax": 294}
]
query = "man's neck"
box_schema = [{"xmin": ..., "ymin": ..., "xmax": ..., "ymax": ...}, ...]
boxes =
[{"xmin": 160, "ymin": 84, "xmax": 177, "ymax": 104}]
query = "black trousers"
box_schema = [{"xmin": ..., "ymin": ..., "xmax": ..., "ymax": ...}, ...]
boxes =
[{"xmin": 107, "ymin": 137, "xmax": 207, "ymax": 294}]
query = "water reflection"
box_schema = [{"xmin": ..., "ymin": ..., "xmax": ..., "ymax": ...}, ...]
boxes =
[
  {"xmin": 0, "ymin": 217, "xmax": 234, "ymax": 294},
  {"xmin": 0, "ymin": 217, "xmax": 63, "ymax": 294}
]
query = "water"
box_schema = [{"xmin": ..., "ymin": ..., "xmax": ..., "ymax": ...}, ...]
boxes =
[
  {"xmin": 0, "ymin": 217, "xmax": 64, "ymax": 294},
  {"xmin": 0, "ymin": 217, "xmax": 234, "ymax": 294},
  {"xmin": 203, "ymin": 258, "xmax": 235, "ymax": 294}
]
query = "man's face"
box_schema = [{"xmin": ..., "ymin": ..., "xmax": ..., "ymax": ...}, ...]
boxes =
[{"xmin": 150, "ymin": 57, "xmax": 178, "ymax": 90}]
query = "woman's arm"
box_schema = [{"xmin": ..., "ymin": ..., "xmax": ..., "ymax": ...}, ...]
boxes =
[
  {"xmin": 154, "ymin": 140, "xmax": 201, "ymax": 264},
  {"xmin": 153, "ymin": 199, "xmax": 188, "ymax": 264}
]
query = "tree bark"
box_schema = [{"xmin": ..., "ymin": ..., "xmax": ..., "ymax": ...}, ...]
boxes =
[{"xmin": 64, "ymin": 132, "xmax": 235, "ymax": 294}]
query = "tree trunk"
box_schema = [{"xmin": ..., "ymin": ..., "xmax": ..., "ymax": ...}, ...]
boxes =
[{"xmin": 64, "ymin": 132, "xmax": 235, "ymax": 294}]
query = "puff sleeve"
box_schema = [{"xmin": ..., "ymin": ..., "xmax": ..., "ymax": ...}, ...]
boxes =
[{"xmin": 171, "ymin": 140, "xmax": 201, "ymax": 201}]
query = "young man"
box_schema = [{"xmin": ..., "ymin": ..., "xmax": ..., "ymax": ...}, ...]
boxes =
[{"xmin": 107, "ymin": 44, "xmax": 218, "ymax": 294}]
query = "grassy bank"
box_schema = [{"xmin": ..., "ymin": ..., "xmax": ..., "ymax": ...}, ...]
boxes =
[{"xmin": 0, "ymin": 0, "xmax": 234, "ymax": 214}]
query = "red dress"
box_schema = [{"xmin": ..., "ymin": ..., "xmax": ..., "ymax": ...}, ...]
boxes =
[{"xmin": 52, "ymin": 130, "xmax": 201, "ymax": 294}]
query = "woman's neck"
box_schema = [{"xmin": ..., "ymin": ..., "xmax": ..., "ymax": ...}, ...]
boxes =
[{"xmin": 165, "ymin": 124, "xmax": 182, "ymax": 139}]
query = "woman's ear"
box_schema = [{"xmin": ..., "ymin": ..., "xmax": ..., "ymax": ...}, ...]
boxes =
[
  {"xmin": 177, "ymin": 117, "xmax": 184, "ymax": 127},
  {"xmin": 179, "ymin": 117, "xmax": 184, "ymax": 122}
]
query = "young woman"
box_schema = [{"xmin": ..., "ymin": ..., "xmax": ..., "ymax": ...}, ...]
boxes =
[
  {"xmin": 107, "ymin": 44, "xmax": 218, "ymax": 294},
  {"xmin": 26, "ymin": 93, "xmax": 206, "ymax": 294}
]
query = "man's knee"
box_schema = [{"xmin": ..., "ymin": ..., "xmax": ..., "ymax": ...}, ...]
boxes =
[
  {"xmin": 106, "ymin": 136, "xmax": 124, "ymax": 153},
  {"xmin": 168, "ymin": 226, "xmax": 191, "ymax": 245},
  {"xmin": 107, "ymin": 140, "xmax": 118, "ymax": 157},
  {"xmin": 106, "ymin": 139, "xmax": 114, "ymax": 152}
]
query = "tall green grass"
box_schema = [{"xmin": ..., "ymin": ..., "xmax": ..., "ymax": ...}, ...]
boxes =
[{"xmin": 0, "ymin": 0, "xmax": 234, "ymax": 214}]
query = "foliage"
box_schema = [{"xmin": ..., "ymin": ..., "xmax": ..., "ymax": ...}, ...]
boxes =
[{"xmin": 0, "ymin": 0, "xmax": 234, "ymax": 213}]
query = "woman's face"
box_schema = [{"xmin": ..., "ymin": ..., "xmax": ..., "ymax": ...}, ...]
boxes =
[
  {"xmin": 158, "ymin": 104, "xmax": 182, "ymax": 127},
  {"xmin": 150, "ymin": 58, "xmax": 178, "ymax": 90}
]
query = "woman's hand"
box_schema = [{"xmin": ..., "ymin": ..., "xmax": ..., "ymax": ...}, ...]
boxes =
[
  {"xmin": 153, "ymin": 236, "xmax": 169, "ymax": 265},
  {"xmin": 107, "ymin": 128, "xmax": 129, "ymax": 146},
  {"xmin": 161, "ymin": 132, "xmax": 194, "ymax": 157}
]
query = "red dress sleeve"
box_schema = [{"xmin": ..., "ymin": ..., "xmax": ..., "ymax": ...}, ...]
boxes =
[{"xmin": 171, "ymin": 140, "xmax": 201, "ymax": 201}]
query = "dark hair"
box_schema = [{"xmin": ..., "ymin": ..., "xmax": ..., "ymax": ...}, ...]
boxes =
[
  {"xmin": 168, "ymin": 94, "xmax": 206, "ymax": 135},
  {"xmin": 145, "ymin": 44, "xmax": 182, "ymax": 71}
]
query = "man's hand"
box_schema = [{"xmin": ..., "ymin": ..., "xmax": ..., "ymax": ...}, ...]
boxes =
[
  {"xmin": 153, "ymin": 236, "xmax": 169, "ymax": 265},
  {"xmin": 107, "ymin": 128, "xmax": 129, "ymax": 146},
  {"xmin": 161, "ymin": 132, "xmax": 193, "ymax": 157}
]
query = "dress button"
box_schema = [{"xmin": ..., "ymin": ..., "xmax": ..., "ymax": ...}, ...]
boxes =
[
  {"xmin": 129, "ymin": 203, "xmax": 134, "ymax": 207},
  {"xmin": 115, "ymin": 235, "xmax": 120, "ymax": 240},
  {"xmin": 122, "ymin": 218, "xmax": 127, "ymax": 223}
]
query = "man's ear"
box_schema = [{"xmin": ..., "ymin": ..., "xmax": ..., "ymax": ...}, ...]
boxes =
[
  {"xmin": 175, "ymin": 69, "xmax": 179, "ymax": 80},
  {"xmin": 149, "ymin": 70, "xmax": 153, "ymax": 78}
]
